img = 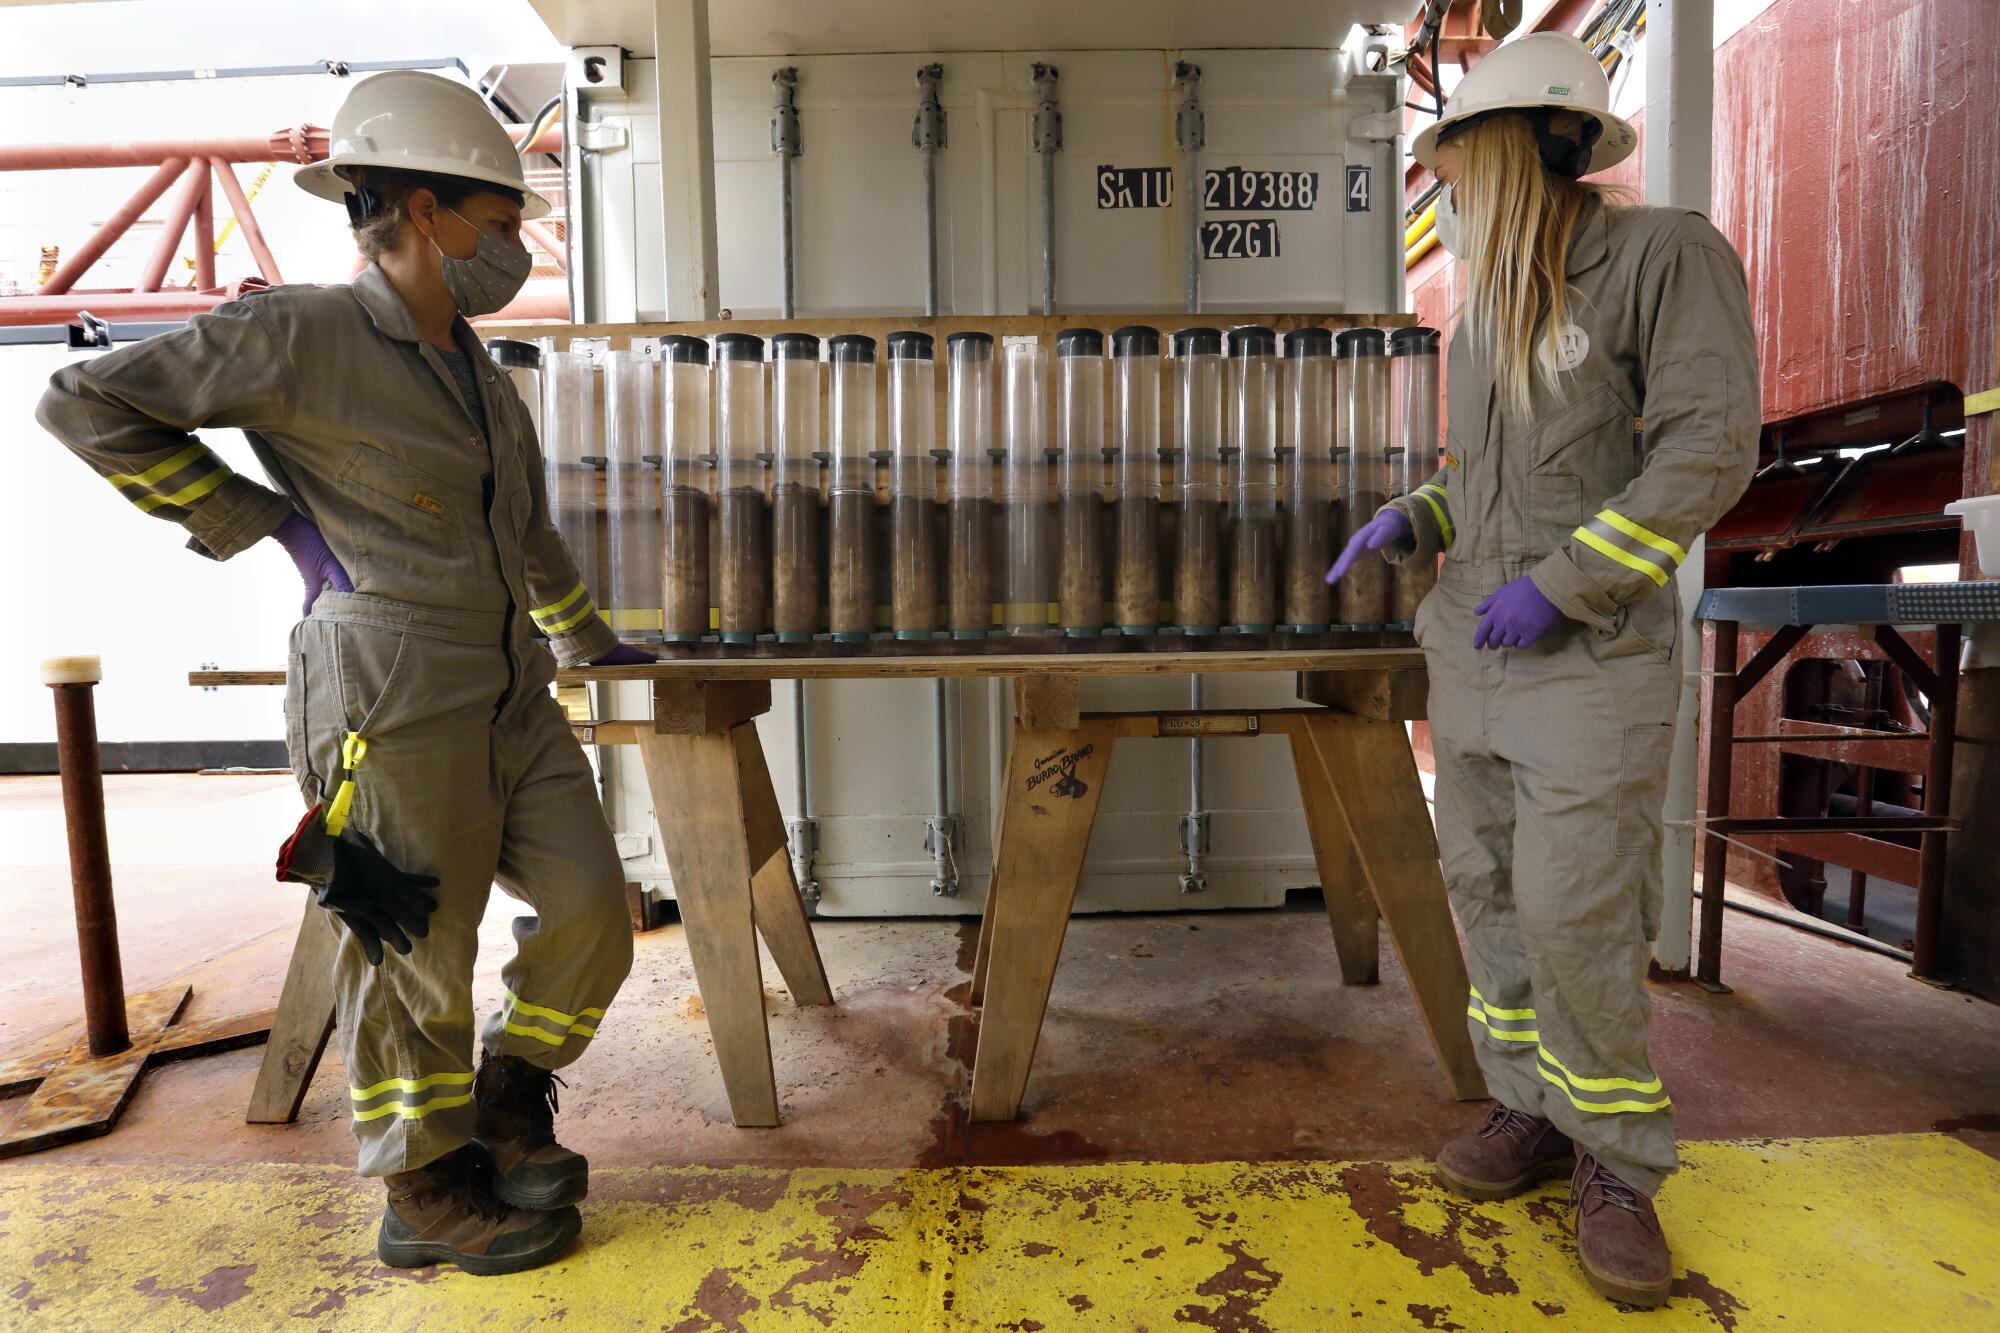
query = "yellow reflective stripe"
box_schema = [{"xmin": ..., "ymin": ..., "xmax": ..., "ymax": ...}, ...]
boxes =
[
  {"xmin": 503, "ymin": 1021, "xmax": 567, "ymax": 1047},
  {"xmin": 531, "ymin": 581, "xmax": 588, "ymax": 626},
  {"xmin": 503, "ymin": 988, "xmax": 605, "ymax": 1028},
  {"xmin": 1537, "ymin": 1046, "xmax": 1664, "ymax": 1096},
  {"xmin": 351, "ymin": 1093, "xmax": 473, "ymax": 1123},
  {"xmin": 350, "ymin": 1071, "xmax": 473, "ymax": 1101},
  {"xmin": 1575, "ymin": 525, "xmax": 1671, "ymax": 587},
  {"xmin": 1467, "ymin": 985, "xmax": 1534, "ymax": 1022},
  {"xmin": 131, "ymin": 465, "xmax": 233, "ymax": 513},
  {"xmin": 1414, "ymin": 484, "xmax": 1455, "ymax": 547},
  {"xmin": 108, "ymin": 443, "xmax": 209, "ymax": 490},
  {"xmin": 571, "ymin": 1023, "xmax": 597, "ymax": 1038},
  {"xmin": 1594, "ymin": 508, "xmax": 1687, "ymax": 564},
  {"xmin": 1536, "ymin": 1062, "xmax": 1672, "ymax": 1114},
  {"xmin": 1467, "ymin": 1006, "xmax": 1541, "ymax": 1042},
  {"xmin": 542, "ymin": 597, "xmax": 599, "ymax": 635}
]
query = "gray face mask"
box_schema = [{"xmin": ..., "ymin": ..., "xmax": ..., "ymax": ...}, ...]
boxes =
[{"xmin": 429, "ymin": 208, "xmax": 532, "ymax": 317}]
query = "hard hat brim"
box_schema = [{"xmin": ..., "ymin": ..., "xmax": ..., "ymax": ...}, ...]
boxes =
[
  {"xmin": 294, "ymin": 154, "xmax": 552, "ymax": 220},
  {"xmin": 1412, "ymin": 101, "xmax": 1638, "ymax": 175}
]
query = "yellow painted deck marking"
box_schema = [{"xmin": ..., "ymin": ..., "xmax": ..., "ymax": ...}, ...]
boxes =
[{"xmin": 1, "ymin": 1135, "xmax": 1994, "ymax": 1329}]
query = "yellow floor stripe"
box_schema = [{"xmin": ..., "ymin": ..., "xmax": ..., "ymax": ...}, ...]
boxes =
[{"xmin": 1, "ymin": 1135, "xmax": 1993, "ymax": 1329}]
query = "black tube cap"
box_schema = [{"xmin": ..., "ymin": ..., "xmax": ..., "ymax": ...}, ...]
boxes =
[
  {"xmin": 1056, "ymin": 328, "xmax": 1104, "ymax": 358},
  {"xmin": 713, "ymin": 332, "xmax": 764, "ymax": 361},
  {"xmin": 1112, "ymin": 325, "xmax": 1160, "ymax": 357},
  {"xmin": 946, "ymin": 330, "xmax": 994, "ymax": 358},
  {"xmin": 487, "ymin": 338, "xmax": 541, "ymax": 369},
  {"xmin": 1172, "ymin": 326, "xmax": 1222, "ymax": 357},
  {"xmin": 659, "ymin": 335, "xmax": 708, "ymax": 365},
  {"xmin": 1228, "ymin": 325, "xmax": 1277, "ymax": 357},
  {"xmin": 771, "ymin": 332, "xmax": 820, "ymax": 359},
  {"xmin": 1282, "ymin": 327, "xmax": 1334, "ymax": 358},
  {"xmin": 887, "ymin": 330, "xmax": 934, "ymax": 360},
  {"xmin": 1390, "ymin": 326, "xmax": 1442, "ymax": 357},
  {"xmin": 828, "ymin": 334, "xmax": 877, "ymax": 363},
  {"xmin": 1335, "ymin": 327, "xmax": 1386, "ymax": 359}
]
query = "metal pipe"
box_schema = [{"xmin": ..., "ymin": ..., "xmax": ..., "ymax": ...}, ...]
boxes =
[
  {"xmin": 521, "ymin": 217, "xmax": 568, "ymax": 274},
  {"xmin": 191, "ymin": 169, "xmax": 216, "ymax": 290},
  {"xmin": 0, "ymin": 280, "xmax": 569, "ymax": 328},
  {"xmin": 208, "ymin": 158, "xmax": 281, "ymax": 284},
  {"xmin": 37, "ymin": 155, "xmax": 187, "ymax": 294},
  {"xmin": 1912, "ymin": 623, "xmax": 1960, "ymax": 978},
  {"xmin": 913, "ymin": 63, "xmax": 945, "ymax": 318},
  {"xmin": 44, "ymin": 660, "xmax": 129, "ymax": 1058},
  {"xmin": 772, "ymin": 66, "xmax": 801, "ymax": 319},
  {"xmin": 1180, "ymin": 672, "xmax": 1208, "ymax": 893},
  {"xmin": 788, "ymin": 678, "xmax": 819, "ymax": 903},
  {"xmin": 1696, "ymin": 619, "xmax": 1739, "ymax": 988},
  {"xmin": 135, "ymin": 160, "xmax": 209, "ymax": 293},
  {"xmin": 0, "ymin": 123, "xmax": 550, "ymax": 174},
  {"xmin": 1174, "ymin": 61, "xmax": 1204, "ymax": 316},
  {"xmin": 1031, "ymin": 63, "xmax": 1061, "ymax": 316}
]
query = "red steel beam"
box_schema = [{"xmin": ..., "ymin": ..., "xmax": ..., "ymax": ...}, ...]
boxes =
[
  {"xmin": 520, "ymin": 217, "xmax": 566, "ymax": 274},
  {"xmin": 37, "ymin": 156, "xmax": 188, "ymax": 295},
  {"xmin": 209, "ymin": 158, "xmax": 282, "ymax": 284},
  {"xmin": 191, "ymin": 170, "xmax": 216, "ymax": 291},
  {"xmin": 0, "ymin": 291, "xmax": 228, "ymax": 324},
  {"xmin": 0, "ymin": 122, "xmax": 553, "ymax": 172},
  {"xmin": 135, "ymin": 160, "xmax": 209, "ymax": 293},
  {"xmin": 1776, "ymin": 832, "xmax": 1921, "ymax": 889}
]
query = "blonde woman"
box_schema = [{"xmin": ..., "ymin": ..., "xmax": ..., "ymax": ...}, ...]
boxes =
[{"xmin": 1328, "ymin": 33, "xmax": 1757, "ymax": 1306}]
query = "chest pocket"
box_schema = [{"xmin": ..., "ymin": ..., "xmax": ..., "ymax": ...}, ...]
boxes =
[
  {"xmin": 336, "ymin": 443, "xmax": 469, "ymax": 593},
  {"xmin": 1527, "ymin": 384, "xmax": 1633, "ymax": 541}
]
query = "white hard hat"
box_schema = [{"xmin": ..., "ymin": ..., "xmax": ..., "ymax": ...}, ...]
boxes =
[
  {"xmin": 1411, "ymin": 32, "xmax": 1636, "ymax": 176},
  {"xmin": 295, "ymin": 69, "xmax": 550, "ymax": 219}
]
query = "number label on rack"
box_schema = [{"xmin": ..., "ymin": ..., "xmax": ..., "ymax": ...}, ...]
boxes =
[
  {"xmin": 1202, "ymin": 167, "xmax": 1318, "ymax": 211},
  {"xmin": 1096, "ymin": 165, "xmax": 1175, "ymax": 208},
  {"xmin": 1345, "ymin": 165, "xmax": 1371, "ymax": 213},
  {"xmin": 1199, "ymin": 219, "xmax": 1281, "ymax": 260}
]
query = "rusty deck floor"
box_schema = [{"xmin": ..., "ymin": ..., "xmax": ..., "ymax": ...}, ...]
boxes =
[{"xmin": 2, "ymin": 773, "xmax": 1997, "ymax": 1329}]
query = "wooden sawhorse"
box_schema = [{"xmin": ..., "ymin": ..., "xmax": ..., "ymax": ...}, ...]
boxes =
[
  {"xmin": 967, "ymin": 660, "xmax": 1486, "ymax": 1121},
  {"xmin": 224, "ymin": 673, "xmax": 832, "ymax": 1130}
]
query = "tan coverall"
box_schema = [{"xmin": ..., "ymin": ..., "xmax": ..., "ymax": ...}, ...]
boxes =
[
  {"xmin": 1383, "ymin": 202, "xmax": 1758, "ymax": 1194},
  {"xmin": 37, "ymin": 267, "xmax": 633, "ymax": 1177}
]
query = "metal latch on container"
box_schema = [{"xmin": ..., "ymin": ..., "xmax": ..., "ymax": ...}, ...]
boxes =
[
  {"xmin": 575, "ymin": 121, "xmax": 628, "ymax": 153},
  {"xmin": 1348, "ymin": 111, "xmax": 1401, "ymax": 142}
]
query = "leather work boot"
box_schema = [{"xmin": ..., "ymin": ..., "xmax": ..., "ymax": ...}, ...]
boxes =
[
  {"xmin": 1434, "ymin": 1104, "xmax": 1577, "ymax": 1200},
  {"xmin": 1572, "ymin": 1153, "xmax": 1673, "ymax": 1307},
  {"xmin": 377, "ymin": 1146, "xmax": 582, "ymax": 1276},
  {"xmin": 472, "ymin": 1054, "xmax": 589, "ymax": 1209}
]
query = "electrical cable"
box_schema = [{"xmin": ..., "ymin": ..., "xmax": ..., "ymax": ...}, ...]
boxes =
[{"xmin": 1691, "ymin": 888, "xmax": 1916, "ymax": 963}]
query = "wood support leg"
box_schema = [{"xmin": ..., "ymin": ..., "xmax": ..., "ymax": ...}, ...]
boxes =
[
  {"xmin": 1303, "ymin": 712, "xmax": 1486, "ymax": 1101},
  {"xmin": 967, "ymin": 718, "xmax": 1117, "ymax": 1121},
  {"xmin": 246, "ymin": 901, "xmax": 338, "ymax": 1124},
  {"xmin": 1289, "ymin": 729, "xmax": 1381, "ymax": 985},
  {"xmin": 733, "ymin": 723, "xmax": 834, "ymax": 1007},
  {"xmin": 641, "ymin": 728, "xmax": 780, "ymax": 1127}
]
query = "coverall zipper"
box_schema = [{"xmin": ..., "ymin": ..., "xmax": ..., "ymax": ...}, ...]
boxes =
[{"xmin": 482, "ymin": 471, "xmax": 520, "ymax": 721}]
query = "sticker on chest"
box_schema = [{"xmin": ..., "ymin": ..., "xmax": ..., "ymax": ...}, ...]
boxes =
[
  {"xmin": 411, "ymin": 491, "xmax": 448, "ymax": 518},
  {"xmin": 1544, "ymin": 324, "xmax": 1591, "ymax": 373}
]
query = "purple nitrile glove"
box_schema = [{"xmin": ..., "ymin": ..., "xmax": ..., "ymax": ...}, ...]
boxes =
[
  {"xmin": 591, "ymin": 642, "xmax": 657, "ymax": 666},
  {"xmin": 1325, "ymin": 508, "xmax": 1412, "ymax": 585},
  {"xmin": 1472, "ymin": 575, "xmax": 1566, "ymax": 650},
  {"xmin": 270, "ymin": 511, "xmax": 352, "ymax": 616}
]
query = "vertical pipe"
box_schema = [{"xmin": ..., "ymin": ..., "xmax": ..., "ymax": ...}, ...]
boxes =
[
  {"xmin": 914, "ymin": 63, "xmax": 945, "ymax": 319},
  {"xmin": 1174, "ymin": 62, "xmax": 1204, "ymax": 316},
  {"xmin": 209, "ymin": 158, "xmax": 282, "ymax": 284},
  {"xmin": 1031, "ymin": 63, "xmax": 1061, "ymax": 316},
  {"xmin": 190, "ymin": 170, "xmax": 216, "ymax": 290},
  {"xmin": 772, "ymin": 66, "xmax": 801, "ymax": 319},
  {"xmin": 1696, "ymin": 619, "xmax": 1739, "ymax": 987},
  {"xmin": 44, "ymin": 658, "xmax": 128, "ymax": 1058},
  {"xmin": 1912, "ymin": 624, "xmax": 1961, "ymax": 979}
]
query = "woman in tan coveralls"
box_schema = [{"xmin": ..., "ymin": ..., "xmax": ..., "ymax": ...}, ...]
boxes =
[
  {"xmin": 1328, "ymin": 35, "xmax": 1758, "ymax": 1306},
  {"xmin": 37, "ymin": 71, "xmax": 649, "ymax": 1274}
]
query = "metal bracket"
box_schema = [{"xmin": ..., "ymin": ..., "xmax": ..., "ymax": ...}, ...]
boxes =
[
  {"xmin": 574, "ymin": 121, "xmax": 629, "ymax": 153},
  {"xmin": 1347, "ymin": 111, "xmax": 1401, "ymax": 143},
  {"xmin": 771, "ymin": 66, "xmax": 802, "ymax": 158},
  {"xmin": 1031, "ymin": 62, "xmax": 1062, "ymax": 154},
  {"xmin": 67, "ymin": 311, "xmax": 112, "ymax": 350},
  {"xmin": 1177, "ymin": 811, "xmax": 1210, "ymax": 893},
  {"xmin": 923, "ymin": 815, "xmax": 961, "ymax": 897},
  {"xmin": 913, "ymin": 63, "xmax": 946, "ymax": 150},
  {"xmin": 1174, "ymin": 61, "xmax": 1205, "ymax": 151},
  {"xmin": 569, "ymin": 45, "xmax": 627, "ymax": 98},
  {"xmin": 786, "ymin": 815, "xmax": 820, "ymax": 903}
]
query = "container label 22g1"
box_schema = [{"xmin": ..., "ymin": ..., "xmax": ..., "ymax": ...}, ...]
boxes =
[{"xmin": 1200, "ymin": 219, "xmax": 1280, "ymax": 259}]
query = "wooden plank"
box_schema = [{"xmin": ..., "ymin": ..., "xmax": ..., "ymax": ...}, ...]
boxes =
[
  {"xmin": 193, "ymin": 648, "xmax": 1427, "ymax": 691},
  {"xmin": 1304, "ymin": 713, "xmax": 1486, "ymax": 1101},
  {"xmin": 968, "ymin": 718, "xmax": 1119, "ymax": 1122},
  {"xmin": 1297, "ymin": 667, "xmax": 1431, "ymax": 721},
  {"xmin": 247, "ymin": 902, "xmax": 339, "ymax": 1124},
  {"xmin": 653, "ymin": 678, "xmax": 773, "ymax": 734},
  {"xmin": 731, "ymin": 724, "xmax": 834, "ymax": 1008},
  {"xmin": 149, "ymin": 1008, "xmax": 273, "ymax": 1063},
  {"xmin": 639, "ymin": 728, "xmax": 780, "ymax": 1127},
  {"xmin": 1013, "ymin": 676, "xmax": 1080, "ymax": 732},
  {"xmin": 1288, "ymin": 728, "xmax": 1380, "ymax": 986}
]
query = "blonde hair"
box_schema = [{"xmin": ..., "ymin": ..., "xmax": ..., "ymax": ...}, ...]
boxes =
[{"xmin": 1450, "ymin": 113, "xmax": 1622, "ymax": 420}]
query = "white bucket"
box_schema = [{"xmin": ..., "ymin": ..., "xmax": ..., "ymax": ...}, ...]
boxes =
[{"xmin": 1944, "ymin": 494, "xmax": 2000, "ymax": 576}]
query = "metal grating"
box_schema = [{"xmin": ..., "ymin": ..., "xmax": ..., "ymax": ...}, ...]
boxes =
[{"xmin": 1700, "ymin": 581, "xmax": 2000, "ymax": 626}]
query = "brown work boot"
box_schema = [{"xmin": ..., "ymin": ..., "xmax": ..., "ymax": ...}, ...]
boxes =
[
  {"xmin": 1571, "ymin": 1153, "xmax": 1673, "ymax": 1307},
  {"xmin": 1434, "ymin": 1103, "xmax": 1577, "ymax": 1200},
  {"xmin": 472, "ymin": 1054, "xmax": 588, "ymax": 1209},
  {"xmin": 377, "ymin": 1145, "xmax": 581, "ymax": 1276}
]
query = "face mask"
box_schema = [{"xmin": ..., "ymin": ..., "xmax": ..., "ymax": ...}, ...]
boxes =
[
  {"xmin": 427, "ymin": 208, "xmax": 531, "ymax": 317},
  {"xmin": 1434, "ymin": 183, "xmax": 1462, "ymax": 258}
]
